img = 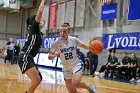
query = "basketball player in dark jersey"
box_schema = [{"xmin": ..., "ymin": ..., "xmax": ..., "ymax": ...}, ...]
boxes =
[{"xmin": 17, "ymin": 0, "xmax": 46, "ymax": 93}]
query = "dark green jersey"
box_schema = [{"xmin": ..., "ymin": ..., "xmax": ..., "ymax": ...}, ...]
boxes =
[
  {"xmin": 107, "ymin": 56, "xmax": 111, "ymax": 63},
  {"xmin": 130, "ymin": 57, "xmax": 137, "ymax": 65},
  {"xmin": 122, "ymin": 56, "xmax": 131, "ymax": 65},
  {"xmin": 21, "ymin": 20, "xmax": 42, "ymax": 57},
  {"xmin": 108, "ymin": 56, "xmax": 118, "ymax": 64}
]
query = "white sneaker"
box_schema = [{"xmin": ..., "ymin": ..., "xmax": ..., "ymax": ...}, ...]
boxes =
[
  {"xmin": 94, "ymin": 76, "xmax": 99, "ymax": 79},
  {"xmin": 130, "ymin": 78, "xmax": 135, "ymax": 82},
  {"xmin": 136, "ymin": 79, "xmax": 140, "ymax": 83},
  {"xmin": 88, "ymin": 85, "xmax": 97, "ymax": 93}
]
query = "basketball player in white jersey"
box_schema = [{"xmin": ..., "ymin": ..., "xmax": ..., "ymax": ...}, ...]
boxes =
[{"xmin": 48, "ymin": 23, "xmax": 96, "ymax": 93}]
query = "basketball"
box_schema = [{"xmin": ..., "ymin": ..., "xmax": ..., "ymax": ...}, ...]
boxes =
[{"xmin": 89, "ymin": 40, "xmax": 103, "ymax": 55}]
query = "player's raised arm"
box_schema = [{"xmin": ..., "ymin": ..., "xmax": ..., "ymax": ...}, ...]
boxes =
[{"xmin": 35, "ymin": 0, "xmax": 46, "ymax": 23}]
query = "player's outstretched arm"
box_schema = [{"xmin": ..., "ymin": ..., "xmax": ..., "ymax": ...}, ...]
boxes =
[
  {"xmin": 80, "ymin": 43, "xmax": 90, "ymax": 51},
  {"xmin": 35, "ymin": 0, "xmax": 46, "ymax": 23}
]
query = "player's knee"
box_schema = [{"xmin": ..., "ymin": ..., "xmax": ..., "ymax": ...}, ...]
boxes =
[
  {"xmin": 32, "ymin": 77, "xmax": 41, "ymax": 86},
  {"xmin": 32, "ymin": 73, "xmax": 42, "ymax": 85},
  {"xmin": 72, "ymin": 81, "xmax": 80, "ymax": 87}
]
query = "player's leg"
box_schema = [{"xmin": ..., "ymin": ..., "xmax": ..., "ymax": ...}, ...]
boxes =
[
  {"xmin": 63, "ymin": 69, "xmax": 77, "ymax": 93},
  {"xmin": 72, "ymin": 72, "xmax": 96, "ymax": 93},
  {"xmin": 18, "ymin": 54, "xmax": 42, "ymax": 93},
  {"xmin": 92, "ymin": 59, "xmax": 98, "ymax": 75},
  {"xmin": 25, "ymin": 67, "xmax": 42, "ymax": 93},
  {"xmin": 72, "ymin": 72, "xmax": 88, "ymax": 89},
  {"xmin": 89, "ymin": 59, "xmax": 94, "ymax": 76},
  {"xmin": 72, "ymin": 63, "xmax": 97, "ymax": 93},
  {"xmin": 65, "ymin": 79, "xmax": 77, "ymax": 93}
]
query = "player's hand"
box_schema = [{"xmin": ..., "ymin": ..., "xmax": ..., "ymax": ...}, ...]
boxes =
[{"xmin": 54, "ymin": 51, "xmax": 60, "ymax": 57}]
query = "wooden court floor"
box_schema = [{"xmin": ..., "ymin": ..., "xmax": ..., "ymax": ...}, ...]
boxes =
[{"xmin": 0, "ymin": 62, "xmax": 140, "ymax": 93}]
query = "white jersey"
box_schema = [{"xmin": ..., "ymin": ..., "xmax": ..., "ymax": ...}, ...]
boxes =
[{"xmin": 50, "ymin": 36, "xmax": 83, "ymax": 70}]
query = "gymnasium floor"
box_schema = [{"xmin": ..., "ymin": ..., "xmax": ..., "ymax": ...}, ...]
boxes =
[{"xmin": 0, "ymin": 62, "xmax": 140, "ymax": 93}]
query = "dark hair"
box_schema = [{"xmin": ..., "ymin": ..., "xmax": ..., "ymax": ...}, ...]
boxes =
[
  {"xmin": 109, "ymin": 48, "xmax": 116, "ymax": 53},
  {"xmin": 131, "ymin": 52, "xmax": 135, "ymax": 56},
  {"xmin": 63, "ymin": 22, "xmax": 70, "ymax": 26},
  {"xmin": 26, "ymin": 15, "xmax": 36, "ymax": 26},
  {"xmin": 61, "ymin": 22, "xmax": 70, "ymax": 30},
  {"xmin": 123, "ymin": 52, "xmax": 127, "ymax": 55}
]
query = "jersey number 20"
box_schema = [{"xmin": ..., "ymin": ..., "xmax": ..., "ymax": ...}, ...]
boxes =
[{"xmin": 64, "ymin": 52, "xmax": 73, "ymax": 60}]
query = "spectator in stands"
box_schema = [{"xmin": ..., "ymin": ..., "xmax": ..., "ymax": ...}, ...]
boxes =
[
  {"xmin": 136, "ymin": 54, "xmax": 140, "ymax": 83},
  {"xmin": 87, "ymin": 37, "xmax": 98, "ymax": 77},
  {"xmin": 129, "ymin": 52, "xmax": 137, "ymax": 82},
  {"xmin": 117, "ymin": 52, "xmax": 131, "ymax": 80},
  {"xmin": 105, "ymin": 52, "xmax": 118, "ymax": 78},
  {"xmin": 136, "ymin": 68, "xmax": 140, "ymax": 83},
  {"xmin": 5, "ymin": 38, "xmax": 15, "ymax": 64},
  {"xmin": 14, "ymin": 43, "xmax": 20, "ymax": 64},
  {"xmin": 99, "ymin": 48, "xmax": 116, "ymax": 77},
  {"xmin": 0, "ymin": 48, "xmax": 4, "ymax": 62}
]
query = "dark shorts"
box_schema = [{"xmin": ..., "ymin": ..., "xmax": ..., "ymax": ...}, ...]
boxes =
[{"xmin": 17, "ymin": 54, "xmax": 35, "ymax": 74}]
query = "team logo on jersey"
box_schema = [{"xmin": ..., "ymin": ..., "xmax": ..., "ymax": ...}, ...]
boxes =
[{"xmin": 60, "ymin": 46, "xmax": 74, "ymax": 53}]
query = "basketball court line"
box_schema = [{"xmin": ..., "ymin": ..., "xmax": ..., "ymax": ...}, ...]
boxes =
[{"xmin": 96, "ymin": 85, "xmax": 140, "ymax": 93}]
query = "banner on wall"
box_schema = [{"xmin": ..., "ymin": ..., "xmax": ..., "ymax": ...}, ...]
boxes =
[
  {"xmin": 42, "ymin": 35, "xmax": 77, "ymax": 48},
  {"xmin": 17, "ymin": 36, "xmax": 78, "ymax": 49},
  {"xmin": 102, "ymin": 32, "xmax": 140, "ymax": 50},
  {"xmin": 2, "ymin": 0, "xmax": 20, "ymax": 9},
  {"xmin": 101, "ymin": 3, "xmax": 117, "ymax": 20},
  {"xmin": 128, "ymin": 0, "xmax": 140, "ymax": 20},
  {"xmin": 16, "ymin": 38, "xmax": 27, "ymax": 49},
  {"xmin": 17, "ymin": 37, "xmax": 59, "ymax": 49},
  {"xmin": 49, "ymin": 2, "xmax": 57, "ymax": 30},
  {"xmin": 42, "ymin": 36, "xmax": 59, "ymax": 48}
]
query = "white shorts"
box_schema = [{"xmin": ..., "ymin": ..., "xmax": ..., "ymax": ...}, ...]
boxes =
[{"xmin": 63, "ymin": 62, "xmax": 84, "ymax": 80}]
